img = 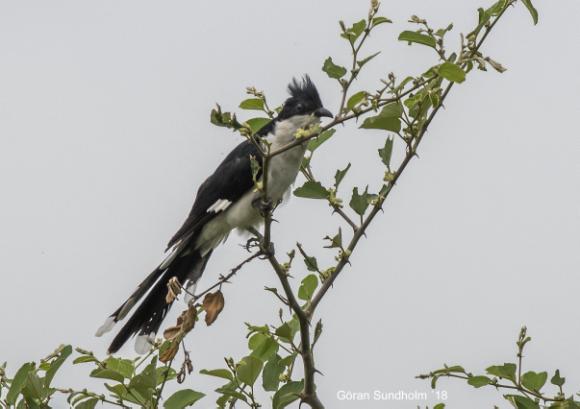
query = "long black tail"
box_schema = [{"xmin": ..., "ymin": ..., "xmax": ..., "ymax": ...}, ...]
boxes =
[{"xmin": 97, "ymin": 248, "xmax": 212, "ymax": 354}]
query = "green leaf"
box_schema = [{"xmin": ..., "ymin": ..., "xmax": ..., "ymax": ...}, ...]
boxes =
[
  {"xmin": 350, "ymin": 186, "xmax": 372, "ymax": 216},
  {"xmin": 250, "ymin": 336, "xmax": 279, "ymax": 362},
  {"xmin": 521, "ymin": 371, "xmax": 547, "ymax": 392},
  {"xmin": 438, "ymin": 62, "xmax": 466, "ymax": 83},
  {"xmin": 248, "ymin": 333, "xmax": 268, "ymax": 350},
  {"xmin": 307, "ymin": 129, "xmax": 335, "ymax": 152},
  {"xmin": 246, "ymin": 117, "xmax": 271, "ymax": 134},
  {"xmin": 341, "ymin": 19, "xmax": 367, "ymax": 43},
  {"xmin": 322, "ymin": 57, "xmax": 347, "ymax": 80},
  {"xmin": 215, "ymin": 394, "xmax": 229, "ymax": 409},
  {"xmin": 237, "ymin": 356, "xmax": 263, "ymax": 386},
  {"xmin": 275, "ymin": 319, "xmax": 299, "ymax": 343},
  {"xmin": 210, "ymin": 105, "xmax": 240, "ymax": 130},
  {"xmin": 90, "ymin": 368, "xmax": 125, "ymax": 383},
  {"xmin": 239, "ymin": 98, "xmax": 265, "ymax": 111},
  {"xmin": 293, "ymin": 181, "xmax": 328, "ymax": 200},
  {"xmin": 22, "ymin": 371, "xmax": 47, "ymax": 402},
  {"xmin": 486, "ymin": 363, "xmax": 517, "ymax": 383},
  {"xmin": 550, "ymin": 369, "xmax": 565, "ymax": 387},
  {"xmin": 521, "ymin": 0, "xmax": 539, "ymax": 25},
  {"xmin": 378, "ymin": 101, "xmax": 403, "ymax": 118},
  {"xmin": 164, "ymin": 389, "xmax": 205, "ymax": 409},
  {"xmin": 398, "ymin": 30, "xmax": 436, "ymax": 48},
  {"xmin": 199, "ymin": 369, "xmax": 233, "ymax": 381},
  {"xmin": 468, "ymin": 375, "xmax": 491, "ymax": 388},
  {"xmin": 73, "ymin": 356, "xmax": 98, "ymax": 365},
  {"xmin": 334, "ymin": 163, "xmax": 351, "ymax": 189},
  {"xmin": 435, "ymin": 23, "xmax": 454, "ymax": 37},
  {"xmin": 549, "ymin": 400, "xmax": 580, "ymax": 409},
  {"xmin": 324, "ymin": 228, "xmax": 343, "ymax": 249},
  {"xmin": 359, "ymin": 102, "xmax": 402, "ymax": 132},
  {"xmin": 443, "ymin": 365, "xmax": 466, "ymax": 373},
  {"xmin": 298, "ymin": 274, "xmax": 319, "ymax": 301},
  {"xmin": 372, "ymin": 16, "xmax": 393, "ymax": 27},
  {"xmin": 129, "ymin": 359, "xmax": 158, "ymax": 401},
  {"xmin": 6, "ymin": 363, "xmax": 35, "ymax": 405},
  {"xmin": 433, "ymin": 404, "xmax": 445, "ymax": 409},
  {"xmin": 357, "ymin": 52, "xmax": 380, "ymax": 69},
  {"xmin": 487, "ymin": 0, "xmax": 509, "ymax": 16},
  {"xmin": 245, "ymin": 323, "xmax": 269, "ymax": 335},
  {"xmin": 216, "ymin": 384, "xmax": 247, "ymax": 403},
  {"xmin": 273, "ymin": 380, "xmax": 304, "ymax": 409},
  {"xmin": 76, "ymin": 398, "xmax": 99, "ymax": 409},
  {"xmin": 156, "ymin": 367, "xmax": 177, "ymax": 385},
  {"xmin": 346, "ymin": 91, "xmax": 368, "ymax": 111},
  {"xmin": 262, "ymin": 355, "xmax": 284, "ymax": 392},
  {"xmin": 302, "ymin": 253, "xmax": 319, "ymax": 272},
  {"xmin": 313, "ymin": 319, "xmax": 323, "ymax": 345},
  {"xmin": 404, "ymin": 89, "xmax": 433, "ymax": 119},
  {"xmin": 504, "ymin": 394, "xmax": 540, "ymax": 409},
  {"xmin": 44, "ymin": 345, "xmax": 72, "ymax": 387},
  {"xmin": 378, "ymin": 137, "xmax": 394, "ymax": 167},
  {"xmin": 104, "ymin": 357, "xmax": 134, "ymax": 379},
  {"xmin": 104, "ymin": 384, "xmax": 144, "ymax": 405},
  {"xmin": 279, "ymin": 354, "xmax": 297, "ymax": 369}
]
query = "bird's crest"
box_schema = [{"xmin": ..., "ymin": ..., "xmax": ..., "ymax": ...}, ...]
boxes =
[{"xmin": 287, "ymin": 75, "xmax": 323, "ymax": 108}]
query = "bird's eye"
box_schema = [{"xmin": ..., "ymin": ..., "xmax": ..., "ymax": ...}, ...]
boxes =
[{"xmin": 295, "ymin": 103, "xmax": 304, "ymax": 113}]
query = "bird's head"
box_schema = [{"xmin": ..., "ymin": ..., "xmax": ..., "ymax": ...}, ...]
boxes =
[{"xmin": 276, "ymin": 75, "xmax": 333, "ymax": 127}]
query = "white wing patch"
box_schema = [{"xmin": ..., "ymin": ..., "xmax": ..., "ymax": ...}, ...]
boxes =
[{"xmin": 207, "ymin": 199, "xmax": 232, "ymax": 213}]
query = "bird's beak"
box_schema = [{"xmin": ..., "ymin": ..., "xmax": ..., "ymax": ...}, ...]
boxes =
[{"xmin": 314, "ymin": 107, "xmax": 333, "ymax": 118}]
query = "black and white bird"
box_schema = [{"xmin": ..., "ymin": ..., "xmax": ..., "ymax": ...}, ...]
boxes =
[{"xmin": 96, "ymin": 76, "xmax": 332, "ymax": 354}]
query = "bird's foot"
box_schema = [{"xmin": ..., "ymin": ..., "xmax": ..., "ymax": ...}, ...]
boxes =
[
  {"xmin": 244, "ymin": 236, "xmax": 261, "ymax": 252},
  {"xmin": 244, "ymin": 227, "xmax": 263, "ymax": 252},
  {"xmin": 252, "ymin": 197, "xmax": 274, "ymax": 217},
  {"xmin": 247, "ymin": 226, "xmax": 264, "ymax": 241},
  {"xmin": 244, "ymin": 227, "xmax": 274, "ymax": 256}
]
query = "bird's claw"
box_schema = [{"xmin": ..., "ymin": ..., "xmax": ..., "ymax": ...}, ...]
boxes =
[
  {"xmin": 244, "ymin": 236, "xmax": 260, "ymax": 252},
  {"xmin": 252, "ymin": 197, "xmax": 274, "ymax": 217}
]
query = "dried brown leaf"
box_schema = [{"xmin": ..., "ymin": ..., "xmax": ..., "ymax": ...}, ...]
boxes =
[
  {"xmin": 203, "ymin": 291, "xmax": 225, "ymax": 326},
  {"xmin": 181, "ymin": 307, "xmax": 197, "ymax": 333},
  {"xmin": 163, "ymin": 325, "xmax": 181, "ymax": 340},
  {"xmin": 166, "ymin": 276, "xmax": 182, "ymax": 304},
  {"xmin": 159, "ymin": 341, "xmax": 179, "ymax": 363}
]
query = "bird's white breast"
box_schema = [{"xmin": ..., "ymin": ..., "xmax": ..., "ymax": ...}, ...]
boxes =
[{"xmin": 195, "ymin": 115, "xmax": 317, "ymax": 255}]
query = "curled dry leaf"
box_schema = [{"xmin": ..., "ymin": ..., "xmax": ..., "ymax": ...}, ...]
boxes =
[
  {"xmin": 162, "ymin": 306, "xmax": 197, "ymax": 354},
  {"xmin": 163, "ymin": 325, "xmax": 181, "ymax": 341},
  {"xmin": 203, "ymin": 290, "xmax": 225, "ymax": 326},
  {"xmin": 181, "ymin": 307, "xmax": 197, "ymax": 333},
  {"xmin": 159, "ymin": 341, "xmax": 179, "ymax": 363},
  {"xmin": 166, "ymin": 276, "xmax": 183, "ymax": 304}
]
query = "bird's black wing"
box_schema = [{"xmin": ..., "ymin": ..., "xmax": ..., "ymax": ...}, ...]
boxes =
[{"xmin": 166, "ymin": 140, "xmax": 262, "ymax": 249}]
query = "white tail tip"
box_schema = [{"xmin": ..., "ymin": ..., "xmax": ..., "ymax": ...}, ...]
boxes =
[
  {"xmin": 134, "ymin": 332, "xmax": 156, "ymax": 355},
  {"xmin": 95, "ymin": 316, "xmax": 116, "ymax": 337}
]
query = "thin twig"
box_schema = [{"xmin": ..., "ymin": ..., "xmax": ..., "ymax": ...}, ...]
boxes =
[
  {"xmin": 307, "ymin": 0, "xmax": 513, "ymax": 317},
  {"xmin": 332, "ymin": 206, "xmax": 359, "ymax": 232},
  {"xmin": 154, "ymin": 356, "xmax": 175, "ymax": 409},
  {"xmin": 188, "ymin": 252, "xmax": 262, "ymax": 306}
]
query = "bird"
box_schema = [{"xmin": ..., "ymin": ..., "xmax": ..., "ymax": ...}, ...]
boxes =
[{"xmin": 95, "ymin": 75, "xmax": 333, "ymax": 354}]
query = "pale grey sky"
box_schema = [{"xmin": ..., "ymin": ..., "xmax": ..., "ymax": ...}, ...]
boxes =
[{"xmin": 1, "ymin": 1, "xmax": 579, "ymax": 408}]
